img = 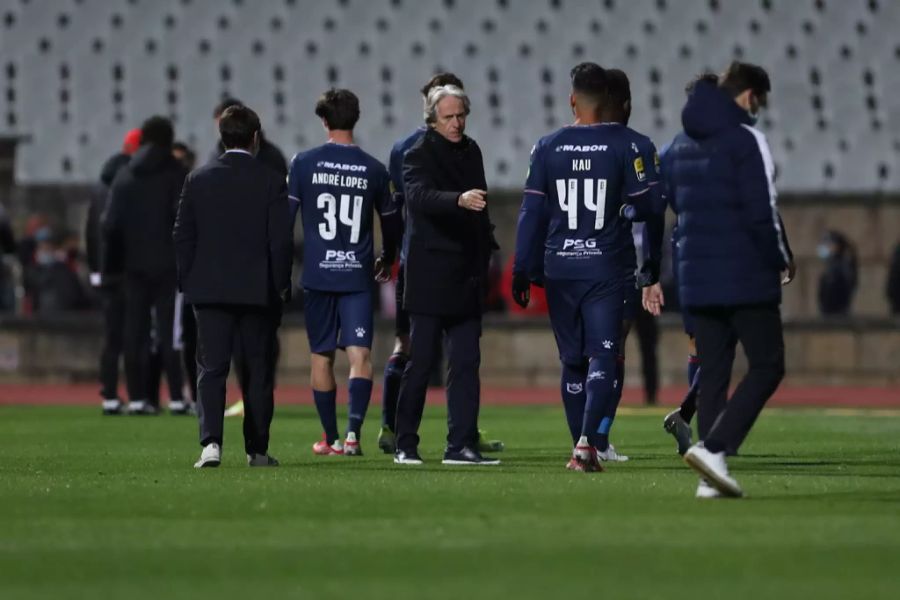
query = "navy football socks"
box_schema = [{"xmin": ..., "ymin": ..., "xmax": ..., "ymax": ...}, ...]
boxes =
[
  {"xmin": 560, "ymin": 362, "xmax": 588, "ymax": 445},
  {"xmin": 582, "ymin": 354, "xmax": 617, "ymax": 448},
  {"xmin": 313, "ymin": 389, "xmax": 339, "ymax": 444},
  {"xmin": 347, "ymin": 377, "xmax": 373, "ymax": 437},
  {"xmin": 597, "ymin": 354, "xmax": 627, "ymax": 445},
  {"xmin": 381, "ymin": 353, "xmax": 407, "ymax": 431}
]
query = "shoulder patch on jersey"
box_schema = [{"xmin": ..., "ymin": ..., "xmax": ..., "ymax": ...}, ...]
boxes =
[{"xmin": 634, "ymin": 156, "xmax": 646, "ymax": 182}]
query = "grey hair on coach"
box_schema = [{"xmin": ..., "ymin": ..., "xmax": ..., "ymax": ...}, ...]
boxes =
[{"xmin": 424, "ymin": 85, "xmax": 471, "ymax": 123}]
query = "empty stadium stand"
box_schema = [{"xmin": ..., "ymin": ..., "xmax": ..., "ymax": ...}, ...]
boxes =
[{"xmin": 0, "ymin": 0, "xmax": 897, "ymax": 190}]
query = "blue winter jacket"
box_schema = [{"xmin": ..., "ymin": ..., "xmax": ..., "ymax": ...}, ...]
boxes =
[{"xmin": 661, "ymin": 80, "xmax": 790, "ymax": 308}]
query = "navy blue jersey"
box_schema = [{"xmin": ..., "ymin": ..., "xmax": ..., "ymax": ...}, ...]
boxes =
[
  {"xmin": 610, "ymin": 124, "xmax": 661, "ymax": 278},
  {"xmin": 387, "ymin": 127, "xmax": 426, "ymax": 263},
  {"xmin": 288, "ymin": 143, "xmax": 395, "ymax": 292},
  {"xmin": 516, "ymin": 124, "xmax": 650, "ymax": 281}
]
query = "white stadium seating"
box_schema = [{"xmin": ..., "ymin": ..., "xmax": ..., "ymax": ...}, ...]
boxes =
[{"xmin": 0, "ymin": 0, "xmax": 896, "ymax": 190}]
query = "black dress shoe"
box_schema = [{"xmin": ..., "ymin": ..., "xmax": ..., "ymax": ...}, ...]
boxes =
[
  {"xmin": 393, "ymin": 449, "xmax": 424, "ymax": 465},
  {"xmin": 442, "ymin": 447, "xmax": 500, "ymax": 466}
]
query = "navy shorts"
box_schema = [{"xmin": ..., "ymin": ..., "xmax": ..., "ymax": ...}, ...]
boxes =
[
  {"xmin": 622, "ymin": 275, "xmax": 640, "ymax": 322},
  {"xmin": 303, "ymin": 288, "xmax": 374, "ymax": 353},
  {"xmin": 395, "ymin": 265, "xmax": 410, "ymax": 337},
  {"xmin": 545, "ymin": 278, "xmax": 624, "ymax": 365}
]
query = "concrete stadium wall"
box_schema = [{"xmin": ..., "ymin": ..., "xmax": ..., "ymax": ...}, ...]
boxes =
[
  {"xmin": 1, "ymin": 314, "xmax": 897, "ymax": 388},
  {"xmin": 6, "ymin": 182, "xmax": 900, "ymax": 319}
]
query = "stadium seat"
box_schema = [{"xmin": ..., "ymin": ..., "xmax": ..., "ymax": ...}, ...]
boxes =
[{"xmin": 0, "ymin": 0, "xmax": 895, "ymax": 191}]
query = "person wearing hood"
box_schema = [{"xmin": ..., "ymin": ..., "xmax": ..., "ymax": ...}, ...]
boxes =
[
  {"xmin": 643, "ymin": 62, "xmax": 792, "ymax": 499},
  {"xmin": 102, "ymin": 116, "xmax": 188, "ymax": 416},
  {"xmin": 85, "ymin": 128, "xmax": 141, "ymax": 415},
  {"xmin": 817, "ymin": 230, "xmax": 857, "ymax": 316}
]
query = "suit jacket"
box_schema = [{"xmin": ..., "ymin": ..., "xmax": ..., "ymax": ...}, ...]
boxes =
[
  {"xmin": 102, "ymin": 145, "xmax": 186, "ymax": 278},
  {"xmin": 402, "ymin": 128, "xmax": 497, "ymax": 317},
  {"xmin": 173, "ymin": 151, "xmax": 293, "ymax": 307}
]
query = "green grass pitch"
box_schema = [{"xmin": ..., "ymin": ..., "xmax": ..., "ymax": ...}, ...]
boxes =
[{"xmin": 1, "ymin": 404, "xmax": 899, "ymax": 599}]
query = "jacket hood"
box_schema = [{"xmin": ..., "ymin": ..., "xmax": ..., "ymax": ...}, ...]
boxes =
[
  {"xmin": 130, "ymin": 144, "xmax": 176, "ymax": 176},
  {"xmin": 681, "ymin": 80, "xmax": 752, "ymax": 139},
  {"xmin": 99, "ymin": 153, "xmax": 130, "ymax": 186}
]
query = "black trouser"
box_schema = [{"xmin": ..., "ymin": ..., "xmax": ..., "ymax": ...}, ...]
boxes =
[
  {"xmin": 182, "ymin": 303, "xmax": 198, "ymax": 402},
  {"xmin": 194, "ymin": 303, "xmax": 277, "ymax": 455},
  {"xmin": 396, "ymin": 313, "xmax": 481, "ymax": 453},
  {"xmin": 690, "ymin": 303, "xmax": 785, "ymax": 454},
  {"xmin": 98, "ymin": 284, "xmax": 126, "ymax": 400},
  {"xmin": 123, "ymin": 272, "xmax": 184, "ymax": 404},
  {"xmin": 633, "ymin": 307, "xmax": 659, "ymax": 405},
  {"xmin": 233, "ymin": 332, "xmax": 280, "ymax": 401}
]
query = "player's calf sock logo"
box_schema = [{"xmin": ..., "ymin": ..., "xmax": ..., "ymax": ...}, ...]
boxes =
[
  {"xmin": 355, "ymin": 327, "xmax": 366, "ymax": 338},
  {"xmin": 602, "ymin": 340, "xmax": 614, "ymax": 350},
  {"xmin": 566, "ymin": 382, "xmax": 584, "ymax": 394},
  {"xmin": 587, "ymin": 370, "xmax": 606, "ymax": 381}
]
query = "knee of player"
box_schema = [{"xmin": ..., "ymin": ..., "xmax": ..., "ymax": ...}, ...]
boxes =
[{"xmin": 346, "ymin": 346, "xmax": 372, "ymax": 369}]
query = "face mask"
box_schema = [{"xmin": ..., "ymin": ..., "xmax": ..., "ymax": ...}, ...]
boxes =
[
  {"xmin": 36, "ymin": 251, "xmax": 55, "ymax": 266},
  {"xmin": 817, "ymin": 244, "xmax": 831, "ymax": 260},
  {"xmin": 747, "ymin": 95, "xmax": 761, "ymax": 125}
]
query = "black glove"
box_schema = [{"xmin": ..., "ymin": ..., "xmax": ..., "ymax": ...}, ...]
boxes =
[{"xmin": 511, "ymin": 272, "xmax": 531, "ymax": 308}]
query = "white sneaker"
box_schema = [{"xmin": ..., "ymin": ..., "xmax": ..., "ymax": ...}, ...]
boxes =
[
  {"xmin": 597, "ymin": 443, "xmax": 629, "ymax": 462},
  {"xmin": 696, "ymin": 479, "xmax": 723, "ymax": 499},
  {"xmin": 194, "ymin": 443, "xmax": 221, "ymax": 468},
  {"xmin": 684, "ymin": 443, "xmax": 743, "ymax": 498},
  {"xmin": 344, "ymin": 432, "xmax": 362, "ymax": 456},
  {"xmin": 102, "ymin": 399, "xmax": 124, "ymax": 415},
  {"xmin": 168, "ymin": 399, "xmax": 195, "ymax": 415}
]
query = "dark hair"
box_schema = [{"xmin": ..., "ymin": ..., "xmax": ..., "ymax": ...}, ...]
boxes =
[
  {"xmin": 218, "ymin": 105, "xmax": 261, "ymax": 149},
  {"xmin": 140, "ymin": 116, "xmax": 174, "ymax": 148},
  {"xmin": 685, "ymin": 72, "xmax": 719, "ymax": 95},
  {"xmin": 213, "ymin": 97, "xmax": 243, "ymax": 119},
  {"xmin": 172, "ymin": 141, "xmax": 196, "ymax": 168},
  {"xmin": 605, "ymin": 68, "xmax": 631, "ymax": 108},
  {"xmin": 570, "ymin": 62, "xmax": 608, "ymax": 105},
  {"xmin": 719, "ymin": 61, "xmax": 770, "ymax": 101},
  {"xmin": 315, "ymin": 88, "xmax": 360, "ymax": 131},
  {"xmin": 420, "ymin": 72, "xmax": 464, "ymax": 96}
]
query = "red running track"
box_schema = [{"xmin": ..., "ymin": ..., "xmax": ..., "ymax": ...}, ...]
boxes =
[{"xmin": 1, "ymin": 383, "xmax": 899, "ymax": 408}]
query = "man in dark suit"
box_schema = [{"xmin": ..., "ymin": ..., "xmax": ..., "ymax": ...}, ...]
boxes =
[
  {"xmin": 174, "ymin": 105, "xmax": 293, "ymax": 468},
  {"xmin": 209, "ymin": 98, "xmax": 287, "ymax": 417},
  {"xmin": 393, "ymin": 85, "xmax": 500, "ymax": 466},
  {"xmin": 102, "ymin": 117, "xmax": 187, "ymax": 415}
]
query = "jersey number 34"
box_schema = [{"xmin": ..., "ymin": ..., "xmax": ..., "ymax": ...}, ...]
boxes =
[
  {"xmin": 317, "ymin": 193, "xmax": 363, "ymax": 243},
  {"xmin": 556, "ymin": 178, "xmax": 608, "ymax": 230}
]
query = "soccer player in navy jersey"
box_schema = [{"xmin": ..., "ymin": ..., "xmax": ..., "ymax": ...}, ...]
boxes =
[
  {"xmin": 511, "ymin": 63, "xmax": 650, "ymax": 472},
  {"xmin": 377, "ymin": 73, "xmax": 504, "ymax": 455},
  {"xmin": 590, "ymin": 68, "xmax": 664, "ymax": 463},
  {"xmin": 288, "ymin": 89, "xmax": 401, "ymax": 456}
]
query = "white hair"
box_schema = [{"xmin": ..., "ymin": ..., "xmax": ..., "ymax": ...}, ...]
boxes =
[{"xmin": 423, "ymin": 85, "xmax": 471, "ymax": 124}]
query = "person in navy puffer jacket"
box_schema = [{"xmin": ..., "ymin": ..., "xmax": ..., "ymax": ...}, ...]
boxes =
[{"xmin": 647, "ymin": 62, "xmax": 793, "ymax": 499}]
